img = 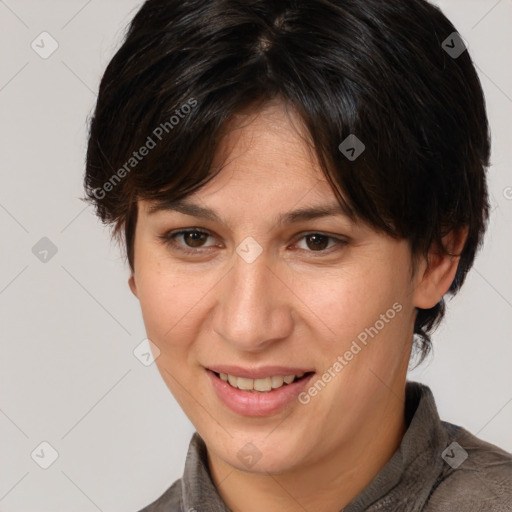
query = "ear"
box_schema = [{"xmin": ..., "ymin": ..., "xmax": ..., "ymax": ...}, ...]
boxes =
[
  {"xmin": 128, "ymin": 273, "xmax": 138, "ymax": 298},
  {"xmin": 413, "ymin": 227, "xmax": 468, "ymax": 309}
]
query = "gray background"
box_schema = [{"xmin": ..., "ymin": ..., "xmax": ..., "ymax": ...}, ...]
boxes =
[{"xmin": 0, "ymin": 0, "xmax": 511, "ymax": 511}]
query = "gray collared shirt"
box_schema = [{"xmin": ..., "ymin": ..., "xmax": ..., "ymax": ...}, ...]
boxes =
[{"xmin": 139, "ymin": 381, "xmax": 512, "ymax": 511}]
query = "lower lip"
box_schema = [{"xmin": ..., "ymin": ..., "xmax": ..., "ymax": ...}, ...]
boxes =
[{"xmin": 206, "ymin": 369, "xmax": 315, "ymax": 417}]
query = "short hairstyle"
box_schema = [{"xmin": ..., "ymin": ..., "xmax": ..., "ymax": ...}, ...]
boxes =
[{"xmin": 84, "ymin": 0, "xmax": 490, "ymax": 363}]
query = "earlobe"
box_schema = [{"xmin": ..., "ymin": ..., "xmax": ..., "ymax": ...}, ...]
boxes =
[
  {"xmin": 413, "ymin": 228, "xmax": 468, "ymax": 310},
  {"xmin": 128, "ymin": 274, "xmax": 138, "ymax": 298}
]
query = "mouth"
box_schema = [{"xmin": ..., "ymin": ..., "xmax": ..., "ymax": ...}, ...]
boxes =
[
  {"xmin": 210, "ymin": 370, "xmax": 315, "ymax": 393},
  {"xmin": 205, "ymin": 368, "xmax": 316, "ymax": 416}
]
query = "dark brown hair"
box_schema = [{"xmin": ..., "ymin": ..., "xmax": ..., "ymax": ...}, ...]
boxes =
[{"xmin": 84, "ymin": 0, "xmax": 490, "ymax": 363}]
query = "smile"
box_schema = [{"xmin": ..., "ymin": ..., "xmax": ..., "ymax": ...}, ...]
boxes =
[
  {"xmin": 216, "ymin": 371, "xmax": 310, "ymax": 392},
  {"xmin": 206, "ymin": 368, "xmax": 316, "ymax": 416}
]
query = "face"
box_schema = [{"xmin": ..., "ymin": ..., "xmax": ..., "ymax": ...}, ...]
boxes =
[{"xmin": 129, "ymin": 100, "xmax": 424, "ymax": 475}]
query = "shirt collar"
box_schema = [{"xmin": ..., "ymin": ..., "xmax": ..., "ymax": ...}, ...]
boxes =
[
  {"xmin": 181, "ymin": 381, "xmax": 448, "ymax": 512},
  {"xmin": 344, "ymin": 381, "xmax": 448, "ymax": 511},
  {"xmin": 181, "ymin": 430, "xmax": 231, "ymax": 512}
]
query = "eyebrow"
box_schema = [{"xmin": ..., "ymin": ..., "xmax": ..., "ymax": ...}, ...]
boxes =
[{"xmin": 147, "ymin": 198, "xmax": 354, "ymax": 226}]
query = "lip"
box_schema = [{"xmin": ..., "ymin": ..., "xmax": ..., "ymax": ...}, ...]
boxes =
[
  {"xmin": 206, "ymin": 368, "xmax": 316, "ymax": 417},
  {"xmin": 206, "ymin": 365, "xmax": 315, "ymax": 379}
]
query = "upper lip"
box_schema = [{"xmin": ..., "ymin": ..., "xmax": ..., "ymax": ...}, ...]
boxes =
[{"xmin": 206, "ymin": 365, "xmax": 315, "ymax": 379}]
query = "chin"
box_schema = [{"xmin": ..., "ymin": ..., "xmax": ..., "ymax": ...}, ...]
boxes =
[{"xmin": 221, "ymin": 433, "xmax": 307, "ymax": 475}]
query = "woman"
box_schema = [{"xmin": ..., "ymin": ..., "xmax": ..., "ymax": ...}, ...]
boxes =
[{"xmin": 84, "ymin": 0, "xmax": 512, "ymax": 510}]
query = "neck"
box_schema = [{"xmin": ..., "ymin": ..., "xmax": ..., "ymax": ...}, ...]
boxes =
[{"xmin": 207, "ymin": 385, "xmax": 407, "ymax": 512}]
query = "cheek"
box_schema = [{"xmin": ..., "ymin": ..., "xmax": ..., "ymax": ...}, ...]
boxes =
[
  {"xmin": 140, "ymin": 284, "xmax": 185, "ymax": 335},
  {"xmin": 134, "ymin": 255, "xmax": 218, "ymax": 354},
  {"xmin": 134, "ymin": 259, "xmax": 186, "ymax": 341},
  {"xmin": 295, "ymin": 263, "xmax": 404, "ymax": 340}
]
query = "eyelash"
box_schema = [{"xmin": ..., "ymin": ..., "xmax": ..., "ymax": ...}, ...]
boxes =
[{"xmin": 158, "ymin": 228, "xmax": 348, "ymax": 257}]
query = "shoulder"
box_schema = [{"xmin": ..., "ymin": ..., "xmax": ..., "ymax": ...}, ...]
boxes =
[
  {"xmin": 425, "ymin": 422, "xmax": 512, "ymax": 512},
  {"xmin": 136, "ymin": 478, "xmax": 182, "ymax": 512}
]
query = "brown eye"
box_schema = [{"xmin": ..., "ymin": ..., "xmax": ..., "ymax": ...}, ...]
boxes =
[
  {"xmin": 160, "ymin": 229, "xmax": 347, "ymax": 257},
  {"xmin": 304, "ymin": 234, "xmax": 330, "ymax": 251},
  {"xmin": 160, "ymin": 228, "xmax": 216, "ymax": 254},
  {"xmin": 295, "ymin": 232, "xmax": 346, "ymax": 254},
  {"xmin": 181, "ymin": 230, "xmax": 209, "ymax": 248}
]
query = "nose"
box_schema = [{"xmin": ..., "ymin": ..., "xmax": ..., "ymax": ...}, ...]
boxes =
[{"xmin": 211, "ymin": 248, "xmax": 294, "ymax": 352}]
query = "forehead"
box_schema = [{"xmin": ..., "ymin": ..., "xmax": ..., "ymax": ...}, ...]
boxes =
[
  {"xmin": 208, "ymin": 99, "xmax": 324, "ymax": 185},
  {"xmin": 141, "ymin": 104, "xmax": 360, "ymax": 232},
  {"xmin": 143, "ymin": 100, "xmax": 353, "ymax": 225}
]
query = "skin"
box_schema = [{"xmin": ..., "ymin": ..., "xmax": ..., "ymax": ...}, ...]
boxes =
[{"xmin": 128, "ymin": 99, "xmax": 465, "ymax": 512}]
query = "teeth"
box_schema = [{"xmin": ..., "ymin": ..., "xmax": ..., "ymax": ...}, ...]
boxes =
[
  {"xmin": 218, "ymin": 372, "xmax": 307, "ymax": 392},
  {"xmin": 237, "ymin": 377, "xmax": 254, "ymax": 391},
  {"xmin": 254, "ymin": 377, "xmax": 272, "ymax": 392},
  {"xmin": 271, "ymin": 375, "xmax": 284, "ymax": 388}
]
